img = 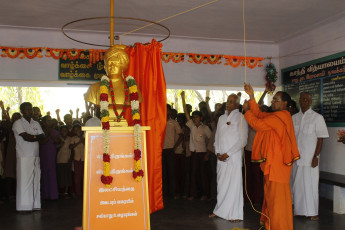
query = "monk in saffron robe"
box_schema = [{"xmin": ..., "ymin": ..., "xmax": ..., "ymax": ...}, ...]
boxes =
[{"xmin": 242, "ymin": 83, "xmax": 300, "ymax": 230}]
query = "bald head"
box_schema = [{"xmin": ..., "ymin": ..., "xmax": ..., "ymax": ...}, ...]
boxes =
[
  {"xmin": 226, "ymin": 94, "xmax": 240, "ymax": 113},
  {"xmin": 299, "ymin": 92, "xmax": 312, "ymax": 113},
  {"xmin": 300, "ymin": 92, "xmax": 312, "ymax": 99}
]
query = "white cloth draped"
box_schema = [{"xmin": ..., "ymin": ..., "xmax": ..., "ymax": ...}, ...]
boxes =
[
  {"xmin": 291, "ymin": 164, "xmax": 319, "ymax": 216},
  {"xmin": 292, "ymin": 109, "xmax": 329, "ymax": 166},
  {"xmin": 291, "ymin": 108, "xmax": 329, "ymax": 216},
  {"xmin": 16, "ymin": 157, "xmax": 41, "ymax": 211},
  {"xmin": 213, "ymin": 109, "xmax": 248, "ymax": 220},
  {"xmin": 12, "ymin": 117, "xmax": 43, "ymax": 158}
]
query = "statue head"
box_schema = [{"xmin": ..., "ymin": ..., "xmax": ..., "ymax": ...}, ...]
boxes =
[{"xmin": 104, "ymin": 44, "xmax": 129, "ymax": 77}]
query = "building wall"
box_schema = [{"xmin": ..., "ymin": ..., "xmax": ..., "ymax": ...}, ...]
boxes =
[
  {"xmin": 2, "ymin": 20, "xmax": 344, "ymax": 175},
  {"xmin": 2, "ymin": 14, "xmax": 345, "ymax": 207},
  {"xmin": 279, "ymin": 15, "xmax": 345, "ymax": 175},
  {"xmin": 0, "ymin": 27, "xmax": 278, "ymax": 89}
]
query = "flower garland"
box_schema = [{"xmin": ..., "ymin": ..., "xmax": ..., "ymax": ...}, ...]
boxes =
[
  {"xmin": 187, "ymin": 53, "xmax": 223, "ymax": 65},
  {"xmin": 126, "ymin": 76, "xmax": 144, "ymax": 182},
  {"xmin": 1, "ymin": 46, "xmax": 264, "ymax": 69},
  {"xmin": 109, "ymin": 80, "xmax": 129, "ymax": 121},
  {"xmin": 223, "ymin": 55, "xmax": 242, "ymax": 68},
  {"xmin": 187, "ymin": 53, "xmax": 204, "ymax": 64},
  {"xmin": 203, "ymin": 54, "xmax": 222, "ymax": 65},
  {"xmin": 161, "ymin": 52, "xmax": 185, "ymax": 63},
  {"xmin": 223, "ymin": 55, "xmax": 264, "ymax": 68},
  {"xmin": 99, "ymin": 75, "xmax": 144, "ymax": 187},
  {"xmin": 265, "ymin": 63, "xmax": 278, "ymax": 94},
  {"xmin": 100, "ymin": 75, "xmax": 112, "ymax": 187}
]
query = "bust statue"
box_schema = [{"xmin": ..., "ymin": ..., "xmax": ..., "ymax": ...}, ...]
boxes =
[{"xmin": 84, "ymin": 44, "xmax": 142, "ymax": 122}]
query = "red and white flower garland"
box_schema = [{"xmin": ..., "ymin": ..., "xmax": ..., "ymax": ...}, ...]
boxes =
[
  {"xmin": 126, "ymin": 76, "xmax": 144, "ymax": 182},
  {"xmin": 99, "ymin": 75, "xmax": 144, "ymax": 187},
  {"xmin": 100, "ymin": 75, "xmax": 112, "ymax": 187}
]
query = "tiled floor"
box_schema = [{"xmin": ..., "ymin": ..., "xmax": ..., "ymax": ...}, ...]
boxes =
[
  {"xmin": 151, "ymin": 197, "xmax": 345, "ymax": 230},
  {"xmin": 0, "ymin": 196, "xmax": 344, "ymax": 230}
]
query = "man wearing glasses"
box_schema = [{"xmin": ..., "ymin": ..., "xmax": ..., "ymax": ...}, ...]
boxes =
[{"xmin": 242, "ymin": 83, "xmax": 300, "ymax": 230}]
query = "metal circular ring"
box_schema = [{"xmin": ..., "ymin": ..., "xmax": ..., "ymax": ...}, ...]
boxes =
[{"xmin": 61, "ymin": 16, "xmax": 170, "ymax": 47}]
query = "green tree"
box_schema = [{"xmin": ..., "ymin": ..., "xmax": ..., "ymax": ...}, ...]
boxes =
[
  {"xmin": 166, "ymin": 89, "xmax": 267, "ymax": 113},
  {"xmin": 0, "ymin": 87, "xmax": 44, "ymax": 117},
  {"xmin": 167, "ymin": 89, "xmax": 201, "ymax": 113}
]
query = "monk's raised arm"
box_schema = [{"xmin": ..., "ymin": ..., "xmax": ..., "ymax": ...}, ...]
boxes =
[
  {"xmin": 249, "ymin": 99, "xmax": 270, "ymax": 119},
  {"xmin": 244, "ymin": 110, "xmax": 272, "ymax": 132},
  {"xmin": 244, "ymin": 82, "xmax": 267, "ymax": 118}
]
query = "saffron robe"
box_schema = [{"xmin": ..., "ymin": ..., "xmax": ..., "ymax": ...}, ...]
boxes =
[{"xmin": 244, "ymin": 100, "xmax": 299, "ymax": 230}]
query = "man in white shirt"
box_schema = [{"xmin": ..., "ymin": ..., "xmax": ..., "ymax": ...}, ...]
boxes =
[
  {"xmin": 291, "ymin": 92, "xmax": 329, "ymax": 220},
  {"xmin": 13, "ymin": 102, "xmax": 44, "ymax": 212},
  {"xmin": 209, "ymin": 94, "xmax": 248, "ymax": 222}
]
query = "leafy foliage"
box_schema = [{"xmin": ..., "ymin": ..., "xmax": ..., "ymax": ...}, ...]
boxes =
[
  {"xmin": 0, "ymin": 87, "xmax": 44, "ymax": 116},
  {"xmin": 167, "ymin": 89, "xmax": 267, "ymax": 113},
  {"xmin": 166, "ymin": 89, "xmax": 200, "ymax": 113}
]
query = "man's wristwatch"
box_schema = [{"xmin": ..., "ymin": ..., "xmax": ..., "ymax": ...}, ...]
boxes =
[{"xmin": 313, "ymin": 155, "xmax": 319, "ymax": 159}]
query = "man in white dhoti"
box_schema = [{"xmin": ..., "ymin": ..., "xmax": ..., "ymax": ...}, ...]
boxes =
[
  {"xmin": 209, "ymin": 94, "xmax": 248, "ymax": 222},
  {"xmin": 13, "ymin": 102, "xmax": 44, "ymax": 212},
  {"xmin": 291, "ymin": 92, "xmax": 329, "ymax": 220}
]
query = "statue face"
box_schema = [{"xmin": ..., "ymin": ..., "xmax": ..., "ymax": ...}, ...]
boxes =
[
  {"xmin": 106, "ymin": 60, "xmax": 124, "ymax": 75},
  {"xmin": 104, "ymin": 50, "xmax": 129, "ymax": 76}
]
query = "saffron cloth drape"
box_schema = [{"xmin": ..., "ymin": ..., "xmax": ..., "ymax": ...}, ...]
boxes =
[{"xmin": 125, "ymin": 39, "xmax": 166, "ymax": 213}]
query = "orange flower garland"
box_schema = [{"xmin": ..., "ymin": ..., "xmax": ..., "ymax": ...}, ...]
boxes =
[
  {"xmin": 5, "ymin": 48, "xmax": 20, "ymax": 59},
  {"xmin": 223, "ymin": 55, "xmax": 244, "ymax": 68},
  {"xmin": 161, "ymin": 52, "xmax": 184, "ymax": 63},
  {"xmin": 246, "ymin": 57, "xmax": 264, "ymax": 69},
  {"xmin": 223, "ymin": 55, "xmax": 263, "ymax": 68},
  {"xmin": 1, "ymin": 46, "xmax": 264, "ymax": 69},
  {"xmin": 187, "ymin": 53, "xmax": 204, "ymax": 64},
  {"xmin": 203, "ymin": 54, "xmax": 222, "ymax": 64}
]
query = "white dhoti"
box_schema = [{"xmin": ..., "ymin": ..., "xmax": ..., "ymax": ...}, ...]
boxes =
[
  {"xmin": 213, "ymin": 109, "xmax": 247, "ymax": 221},
  {"xmin": 291, "ymin": 108, "xmax": 329, "ymax": 216},
  {"xmin": 291, "ymin": 164, "xmax": 319, "ymax": 216},
  {"xmin": 16, "ymin": 157, "xmax": 41, "ymax": 211},
  {"xmin": 213, "ymin": 151, "xmax": 243, "ymax": 220}
]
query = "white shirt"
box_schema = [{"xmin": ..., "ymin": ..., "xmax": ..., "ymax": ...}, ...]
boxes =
[
  {"xmin": 292, "ymin": 108, "xmax": 329, "ymax": 166},
  {"xmin": 186, "ymin": 119, "xmax": 212, "ymax": 152},
  {"xmin": 174, "ymin": 126, "xmax": 184, "ymax": 154},
  {"xmin": 214, "ymin": 109, "xmax": 248, "ymax": 161},
  {"xmin": 71, "ymin": 136, "xmax": 85, "ymax": 161},
  {"xmin": 57, "ymin": 136, "xmax": 72, "ymax": 163},
  {"xmin": 13, "ymin": 117, "xmax": 44, "ymax": 158}
]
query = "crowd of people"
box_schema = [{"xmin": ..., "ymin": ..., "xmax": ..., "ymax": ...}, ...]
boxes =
[
  {"xmin": 0, "ymin": 101, "xmax": 100, "ymax": 211},
  {"xmin": 163, "ymin": 89, "xmax": 258, "ymax": 220},
  {"xmin": 162, "ymin": 84, "xmax": 334, "ymax": 230},
  {"xmin": 0, "ymin": 84, "xmax": 340, "ymax": 230}
]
